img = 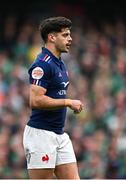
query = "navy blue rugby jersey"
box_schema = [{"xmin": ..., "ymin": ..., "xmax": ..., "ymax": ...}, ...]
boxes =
[{"xmin": 27, "ymin": 47, "xmax": 69, "ymax": 134}]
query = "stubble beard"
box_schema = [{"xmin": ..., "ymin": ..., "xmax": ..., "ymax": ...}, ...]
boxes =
[{"xmin": 57, "ymin": 46, "xmax": 69, "ymax": 54}]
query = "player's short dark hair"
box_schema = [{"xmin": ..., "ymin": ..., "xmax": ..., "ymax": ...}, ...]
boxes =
[{"xmin": 39, "ymin": 16, "xmax": 72, "ymax": 43}]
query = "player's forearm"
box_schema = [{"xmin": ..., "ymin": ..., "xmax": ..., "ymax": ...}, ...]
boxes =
[{"xmin": 30, "ymin": 95, "xmax": 72, "ymax": 110}]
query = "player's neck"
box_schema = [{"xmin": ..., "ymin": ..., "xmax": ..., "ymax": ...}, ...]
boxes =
[{"xmin": 45, "ymin": 44, "xmax": 61, "ymax": 59}]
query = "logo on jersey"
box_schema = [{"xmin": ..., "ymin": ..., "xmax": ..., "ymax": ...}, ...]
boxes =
[
  {"xmin": 61, "ymin": 81, "xmax": 69, "ymax": 88},
  {"xmin": 58, "ymin": 72, "xmax": 62, "ymax": 77},
  {"xmin": 58, "ymin": 90, "xmax": 67, "ymax": 95},
  {"xmin": 32, "ymin": 67, "xmax": 44, "ymax": 80},
  {"xmin": 42, "ymin": 154, "xmax": 49, "ymax": 162}
]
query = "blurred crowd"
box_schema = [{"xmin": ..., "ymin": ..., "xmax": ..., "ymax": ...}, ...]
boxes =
[{"xmin": 1, "ymin": 15, "xmax": 126, "ymax": 179}]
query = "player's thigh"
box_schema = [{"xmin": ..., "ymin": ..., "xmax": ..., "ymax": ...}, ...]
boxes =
[
  {"xmin": 28, "ymin": 168, "xmax": 54, "ymax": 179},
  {"xmin": 56, "ymin": 132, "xmax": 77, "ymax": 167},
  {"xmin": 55, "ymin": 133, "xmax": 80, "ymax": 179},
  {"xmin": 23, "ymin": 126, "xmax": 58, "ymax": 174},
  {"xmin": 54, "ymin": 162, "xmax": 80, "ymax": 179}
]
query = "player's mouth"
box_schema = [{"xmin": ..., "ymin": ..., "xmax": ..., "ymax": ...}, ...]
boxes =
[{"xmin": 66, "ymin": 44, "xmax": 71, "ymax": 48}]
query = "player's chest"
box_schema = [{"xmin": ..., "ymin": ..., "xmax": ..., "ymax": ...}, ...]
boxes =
[{"xmin": 50, "ymin": 67, "xmax": 69, "ymax": 89}]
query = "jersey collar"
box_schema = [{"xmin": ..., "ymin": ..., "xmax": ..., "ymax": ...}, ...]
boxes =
[{"xmin": 42, "ymin": 47, "xmax": 63, "ymax": 66}]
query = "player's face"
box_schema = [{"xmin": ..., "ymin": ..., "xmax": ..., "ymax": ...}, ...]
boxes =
[{"xmin": 54, "ymin": 28, "xmax": 72, "ymax": 53}]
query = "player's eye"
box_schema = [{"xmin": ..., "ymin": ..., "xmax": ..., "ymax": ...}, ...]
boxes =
[{"xmin": 63, "ymin": 33, "xmax": 70, "ymax": 37}]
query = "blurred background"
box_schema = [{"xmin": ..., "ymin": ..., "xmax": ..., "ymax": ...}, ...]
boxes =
[{"xmin": 1, "ymin": 0, "xmax": 126, "ymax": 178}]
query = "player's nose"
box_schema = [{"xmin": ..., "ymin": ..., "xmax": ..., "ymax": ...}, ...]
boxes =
[{"xmin": 69, "ymin": 36, "xmax": 72, "ymax": 41}]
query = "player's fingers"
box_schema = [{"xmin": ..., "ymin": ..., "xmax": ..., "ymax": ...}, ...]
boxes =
[
  {"xmin": 81, "ymin": 103, "xmax": 84, "ymax": 108},
  {"xmin": 79, "ymin": 104, "xmax": 83, "ymax": 111},
  {"xmin": 79, "ymin": 107, "xmax": 82, "ymax": 112},
  {"xmin": 74, "ymin": 108, "xmax": 80, "ymax": 114},
  {"xmin": 74, "ymin": 107, "xmax": 82, "ymax": 114}
]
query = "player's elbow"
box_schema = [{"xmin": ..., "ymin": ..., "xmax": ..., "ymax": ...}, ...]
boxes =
[{"xmin": 29, "ymin": 96, "xmax": 40, "ymax": 109}]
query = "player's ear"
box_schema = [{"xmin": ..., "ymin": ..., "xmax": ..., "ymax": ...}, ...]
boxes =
[{"xmin": 48, "ymin": 33, "xmax": 56, "ymax": 42}]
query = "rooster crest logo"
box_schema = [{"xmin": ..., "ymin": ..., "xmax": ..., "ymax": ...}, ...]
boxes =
[{"xmin": 42, "ymin": 154, "xmax": 49, "ymax": 162}]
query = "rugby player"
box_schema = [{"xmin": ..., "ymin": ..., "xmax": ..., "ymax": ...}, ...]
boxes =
[{"xmin": 23, "ymin": 16, "xmax": 83, "ymax": 179}]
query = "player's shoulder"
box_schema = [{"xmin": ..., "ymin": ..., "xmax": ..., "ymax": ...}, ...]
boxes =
[
  {"xmin": 29, "ymin": 53, "xmax": 53, "ymax": 69},
  {"xmin": 28, "ymin": 53, "xmax": 55, "ymax": 77},
  {"xmin": 37, "ymin": 53, "xmax": 53, "ymax": 65}
]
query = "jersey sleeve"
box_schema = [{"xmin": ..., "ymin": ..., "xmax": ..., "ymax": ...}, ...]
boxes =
[{"xmin": 28, "ymin": 62, "xmax": 52, "ymax": 89}]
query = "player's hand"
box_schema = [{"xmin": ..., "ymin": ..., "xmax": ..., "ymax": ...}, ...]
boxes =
[{"xmin": 67, "ymin": 99, "xmax": 84, "ymax": 114}]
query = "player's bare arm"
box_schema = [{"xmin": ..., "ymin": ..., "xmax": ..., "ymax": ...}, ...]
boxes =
[{"xmin": 30, "ymin": 84, "xmax": 83, "ymax": 112}]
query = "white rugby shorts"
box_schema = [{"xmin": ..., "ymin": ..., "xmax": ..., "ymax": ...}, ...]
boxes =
[{"xmin": 23, "ymin": 125, "xmax": 76, "ymax": 169}]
